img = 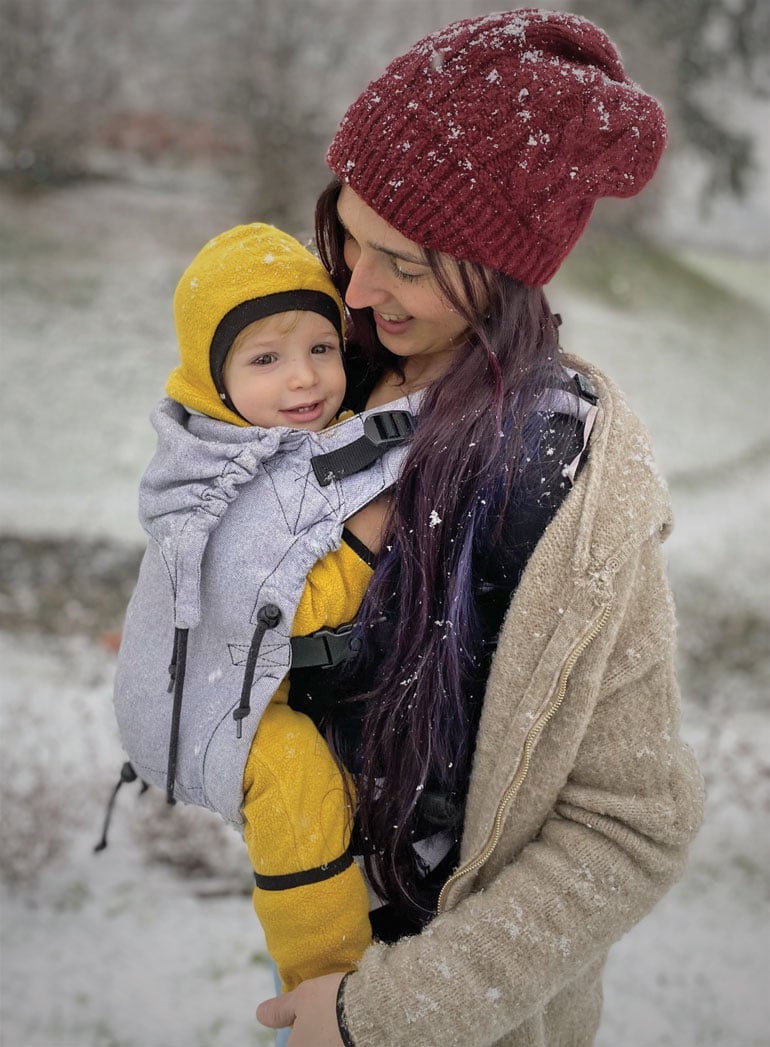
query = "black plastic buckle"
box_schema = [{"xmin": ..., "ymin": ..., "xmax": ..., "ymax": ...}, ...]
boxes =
[
  {"xmin": 290, "ymin": 623, "xmax": 362, "ymax": 670},
  {"xmin": 363, "ymin": 410, "xmax": 416, "ymax": 449},
  {"xmin": 573, "ymin": 371, "xmax": 598, "ymax": 404},
  {"xmin": 311, "ymin": 410, "xmax": 416, "ymax": 486}
]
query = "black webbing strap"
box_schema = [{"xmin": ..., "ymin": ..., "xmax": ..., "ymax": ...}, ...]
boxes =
[
  {"xmin": 253, "ymin": 847, "xmax": 354, "ymax": 891},
  {"xmin": 311, "ymin": 410, "xmax": 416, "ymax": 486}
]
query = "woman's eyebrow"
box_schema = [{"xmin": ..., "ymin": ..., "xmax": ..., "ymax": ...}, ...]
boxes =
[
  {"xmin": 371, "ymin": 242, "xmax": 428, "ymax": 266},
  {"xmin": 337, "ymin": 210, "xmax": 427, "ymax": 266}
]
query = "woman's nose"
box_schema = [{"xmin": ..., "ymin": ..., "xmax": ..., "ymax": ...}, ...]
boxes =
[{"xmin": 345, "ymin": 255, "xmax": 388, "ymax": 310}]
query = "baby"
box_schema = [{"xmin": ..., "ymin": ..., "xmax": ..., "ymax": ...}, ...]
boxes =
[{"xmin": 160, "ymin": 223, "xmax": 372, "ymax": 990}]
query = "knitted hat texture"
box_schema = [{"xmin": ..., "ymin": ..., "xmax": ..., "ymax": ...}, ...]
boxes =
[
  {"xmin": 168, "ymin": 223, "xmax": 345, "ymax": 425},
  {"xmin": 327, "ymin": 8, "xmax": 667, "ymax": 286}
]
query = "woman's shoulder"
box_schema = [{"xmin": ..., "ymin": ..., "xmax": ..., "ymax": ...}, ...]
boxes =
[
  {"xmin": 564, "ymin": 354, "xmax": 668, "ymax": 487},
  {"xmin": 558, "ymin": 353, "xmax": 674, "ymax": 563}
]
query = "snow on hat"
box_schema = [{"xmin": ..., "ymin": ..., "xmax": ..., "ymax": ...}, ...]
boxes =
[
  {"xmin": 327, "ymin": 8, "xmax": 667, "ymax": 286},
  {"xmin": 167, "ymin": 223, "xmax": 345, "ymax": 425}
]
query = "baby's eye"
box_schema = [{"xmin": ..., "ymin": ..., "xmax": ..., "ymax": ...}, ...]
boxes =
[
  {"xmin": 311, "ymin": 343, "xmax": 338, "ymax": 355},
  {"xmin": 251, "ymin": 353, "xmax": 277, "ymax": 366}
]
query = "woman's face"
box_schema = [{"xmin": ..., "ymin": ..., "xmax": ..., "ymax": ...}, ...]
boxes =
[{"xmin": 337, "ymin": 187, "xmax": 470, "ymax": 382}]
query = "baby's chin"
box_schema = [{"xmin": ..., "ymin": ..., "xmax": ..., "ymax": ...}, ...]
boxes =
[
  {"xmin": 314, "ymin": 405, "xmax": 346, "ymax": 432},
  {"xmin": 259, "ymin": 399, "xmax": 343, "ymax": 431},
  {"xmin": 285, "ymin": 417, "xmax": 336, "ymax": 433},
  {"xmin": 310, "ymin": 414, "xmax": 341, "ymax": 432}
]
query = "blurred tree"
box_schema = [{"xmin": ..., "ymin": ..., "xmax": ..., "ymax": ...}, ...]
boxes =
[
  {"xmin": 5, "ymin": 0, "xmax": 763, "ymax": 237},
  {"xmin": 667, "ymin": 0, "xmax": 770, "ymax": 198},
  {"xmin": 0, "ymin": 0, "xmax": 120, "ymax": 185},
  {"xmin": 220, "ymin": 0, "xmax": 365, "ymax": 232},
  {"xmin": 570, "ymin": 0, "xmax": 770, "ymax": 202},
  {"xmin": 226, "ymin": 0, "xmax": 492, "ymax": 234}
]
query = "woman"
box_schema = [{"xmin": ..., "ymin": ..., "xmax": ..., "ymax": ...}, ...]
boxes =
[{"xmin": 258, "ymin": 10, "xmax": 704, "ymax": 1046}]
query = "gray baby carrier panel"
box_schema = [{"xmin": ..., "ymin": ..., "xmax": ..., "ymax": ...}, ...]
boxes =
[{"xmin": 113, "ymin": 394, "xmax": 420, "ymax": 830}]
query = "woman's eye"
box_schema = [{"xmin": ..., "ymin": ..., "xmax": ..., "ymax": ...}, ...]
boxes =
[
  {"xmin": 391, "ymin": 259, "xmax": 423, "ymax": 283},
  {"xmin": 342, "ymin": 232, "xmax": 360, "ymax": 267}
]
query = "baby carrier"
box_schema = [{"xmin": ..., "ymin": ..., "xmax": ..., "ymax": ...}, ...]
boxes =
[
  {"xmin": 111, "ymin": 369, "xmax": 597, "ymax": 838},
  {"xmin": 112, "ymin": 395, "xmax": 419, "ymax": 831}
]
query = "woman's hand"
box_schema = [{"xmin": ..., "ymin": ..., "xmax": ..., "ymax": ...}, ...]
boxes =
[{"xmin": 256, "ymin": 972, "xmax": 346, "ymax": 1046}]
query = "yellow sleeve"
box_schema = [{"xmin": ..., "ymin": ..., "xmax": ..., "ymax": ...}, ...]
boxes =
[
  {"xmin": 241, "ymin": 540, "xmax": 375, "ymax": 989},
  {"xmin": 291, "ymin": 539, "xmax": 374, "ymax": 636}
]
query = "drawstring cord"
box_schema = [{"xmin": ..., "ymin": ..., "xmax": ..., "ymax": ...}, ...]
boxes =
[
  {"xmin": 126, "ymin": 604, "xmax": 281, "ymax": 810},
  {"xmin": 93, "ymin": 761, "xmax": 148, "ymax": 853},
  {"xmin": 166, "ymin": 626, "xmax": 189, "ymax": 805},
  {"xmin": 165, "ymin": 605, "xmax": 280, "ymax": 801},
  {"xmin": 167, "ymin": 627, "xmax": 182, "ymax": 693},
  {"xmin": 233, "ymin": 603, "xmax": 282, "ymax": 738},
  {"xmin": 96, "ymin": 605, "xmax": 280, "ymax": 846}
]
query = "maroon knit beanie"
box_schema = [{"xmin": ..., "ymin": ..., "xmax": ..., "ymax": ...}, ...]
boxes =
[{"xmin": 327, "ymin": 8, "xmax": 667, "ymax": 286}]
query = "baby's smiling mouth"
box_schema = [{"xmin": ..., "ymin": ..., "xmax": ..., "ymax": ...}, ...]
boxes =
[{"xmin": 283, "ymin": 402, "xmax": 320, "ymax": 413}]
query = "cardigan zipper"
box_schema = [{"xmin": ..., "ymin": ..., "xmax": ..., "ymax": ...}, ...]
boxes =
[{"xmin": 436, "ymin": 602, "xmax": 612, "ymax": 915}]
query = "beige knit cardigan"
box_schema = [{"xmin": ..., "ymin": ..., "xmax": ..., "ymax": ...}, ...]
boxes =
[{"xmin": 341, "ymin": 357, "xmax": 705, "ymax": 1046}]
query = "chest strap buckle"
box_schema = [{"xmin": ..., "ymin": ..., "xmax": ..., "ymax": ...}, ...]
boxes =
[
  {"xmin": 290, "ymin": 622, "xmax": 361, "ymax": 669},
  {"xmin": 311, "ymin": 410, "xmax": 416, "ymax": 486}
]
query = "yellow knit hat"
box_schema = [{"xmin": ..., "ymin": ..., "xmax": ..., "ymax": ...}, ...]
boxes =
[{"xmin": 167, "ymin": 223, "xmax": 345, "ymax": 426}]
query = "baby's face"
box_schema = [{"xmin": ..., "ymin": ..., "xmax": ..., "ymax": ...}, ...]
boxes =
[{"xmin": 222, "ymin": 311, "xmax": 346, "ymax": 430}]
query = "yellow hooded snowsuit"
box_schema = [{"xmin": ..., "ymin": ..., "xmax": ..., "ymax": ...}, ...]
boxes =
[{"xmin": 169, "ymin": 223, "xmax": 372, "ymax": 991}]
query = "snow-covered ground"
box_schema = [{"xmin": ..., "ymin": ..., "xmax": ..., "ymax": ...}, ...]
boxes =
[{"xmin": 1, "ymin": 175, "xmax": 769, "ymax": 1046}]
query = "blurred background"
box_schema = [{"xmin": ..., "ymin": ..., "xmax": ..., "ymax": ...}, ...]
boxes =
[
  {"xmin": 1, "ymin": 0, "xmax": 769, "ymax": 246},
  {"xmin": 1, "ymin": 1, "xmax": 768, "ymax": 1045}
]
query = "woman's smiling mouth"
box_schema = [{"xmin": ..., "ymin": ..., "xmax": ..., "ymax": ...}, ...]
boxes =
[{"xmin": 373, "ymin": 310, "xmax": 412, "ymax": 333}]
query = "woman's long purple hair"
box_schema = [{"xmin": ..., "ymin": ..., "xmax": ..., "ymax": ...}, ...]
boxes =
[{"xmin": 316, "ymin": 180, "xmax": 572, "ymax": 920}]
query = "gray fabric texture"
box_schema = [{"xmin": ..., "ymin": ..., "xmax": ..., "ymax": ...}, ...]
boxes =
[{"xmin": 113, "ymin": 393, "xmax": 419, "ymax": 828}]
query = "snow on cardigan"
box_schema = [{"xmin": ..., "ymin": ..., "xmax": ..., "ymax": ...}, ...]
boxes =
[{"xmin": 113, "ymin": 393, "xmax": 419, "ymax": 829}]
